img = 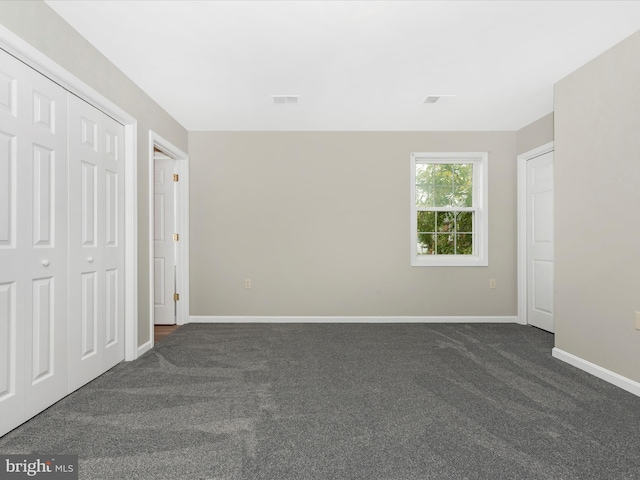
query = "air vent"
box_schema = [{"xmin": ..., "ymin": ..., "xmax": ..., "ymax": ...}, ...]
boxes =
[
  {"xmin": 272, "ymin": 95, "xmax": 299, "ymax": 105},
  {"xmin": 423, "ymin": 95, "xmax": 456, "ymax": 104}
]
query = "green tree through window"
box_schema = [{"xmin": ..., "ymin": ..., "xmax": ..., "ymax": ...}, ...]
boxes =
[{"xmin": 415, "ymin": 163, "xmax": 474, "ymax": 255}]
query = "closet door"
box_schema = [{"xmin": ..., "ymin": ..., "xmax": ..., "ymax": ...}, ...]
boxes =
[
  {"xmin": 23, "ymin": 57, "xmax": 69, "ymax": 418},
  {"xmin": 0, "ymin": 50, "xmax": 68, "ymax": 434},
  {"xmin": 0, "ymin": 49, "xmax": 27, "ymax": 437},
  {"xmin": 68, "ymin": 95, "xmax": 125, "ymax": 392}
]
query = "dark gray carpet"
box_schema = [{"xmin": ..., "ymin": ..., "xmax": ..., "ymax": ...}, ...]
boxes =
[{"xmin": 2, "ymin": 323, "xmax": 640, "ymax": 479}]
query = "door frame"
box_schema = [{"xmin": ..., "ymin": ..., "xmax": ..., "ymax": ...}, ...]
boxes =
[
  {"xmin": 517, "ymin": 141, "xmax": 554, "ymax": 325},
  {"xmin": 0, "ymin": 25, "xmax": 140, "ymax": 361},
  {"xmin": 148, "ymin": 131, "xmax": 189, "ymax": 346}
]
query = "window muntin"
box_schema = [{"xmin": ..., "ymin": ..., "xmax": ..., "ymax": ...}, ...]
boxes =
[{"xmin": 411, "ymin": 153, "xmax": 488, "ymax": 266}]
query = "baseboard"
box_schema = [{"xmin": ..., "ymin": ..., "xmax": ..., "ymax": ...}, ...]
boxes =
[
  {"xmin": 137, "ymin": 339, "xmax": 153, "ymax": 357},
  {"xmin": 552, "ymin": 348, "xmax": 640, "ymax": 398},
  {"xmin": 189, "ymin": 315, "xmax": 519, "ymax": 324}
]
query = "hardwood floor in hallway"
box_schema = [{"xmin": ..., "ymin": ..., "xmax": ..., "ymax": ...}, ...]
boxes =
[{"xmin": 154, "ymin": 324, "xmax": 179, "ymax": 343}]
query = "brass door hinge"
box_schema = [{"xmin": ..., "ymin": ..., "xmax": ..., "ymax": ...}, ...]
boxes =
[
  {"xmin": 174, "ymin": 293, "xmax": 180, "ymax": 302},
  {"xmin": 173, "ymin": 174, "xmax": 179, "ymax": 182},
  {"xmin": 173, "ymin": 233, "xmax": 179, "ymax": 241}
]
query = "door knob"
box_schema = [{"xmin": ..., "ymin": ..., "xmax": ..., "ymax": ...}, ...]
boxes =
[
  {"xmin": 42, "ymin": 260, "xmax": 50, "ymax": 267},
  {"xmin": 87, "ymin": 256, "xmax": 94, "ymax": 263}
]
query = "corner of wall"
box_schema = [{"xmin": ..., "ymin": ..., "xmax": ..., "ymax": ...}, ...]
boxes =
[{"xmin": 516, "ymin": 112, "xmax": 554, "ymax": 156}]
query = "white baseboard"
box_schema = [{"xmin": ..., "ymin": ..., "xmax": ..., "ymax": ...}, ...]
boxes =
[
  {"xmin": 137, "ymin": 340, "xmax": 153, "ymax": 357},
  {"xmin": 189, "ymin": 315, "xmax": 519, "ymax": 324},
  {"xmin": 552, "ymin": 347, "xmax": 640, "ymax": 398}
]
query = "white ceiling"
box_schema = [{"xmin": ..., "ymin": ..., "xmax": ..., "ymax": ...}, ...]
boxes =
[{"xmin": 45, "ymin": 0, "xmax": 640, "ymax": 131}]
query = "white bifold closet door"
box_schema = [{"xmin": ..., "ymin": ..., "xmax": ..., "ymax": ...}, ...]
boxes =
[
  {"xmin": 68, "ymin": 95, "xmax": 125, "ymax": 392},
  {"xmin": 0, "ymin": 52, "xmax": 69, "ymax": 434},
  {"xmin": 0, "ymin": 49, "xmax": 126, "ymax": 437}
]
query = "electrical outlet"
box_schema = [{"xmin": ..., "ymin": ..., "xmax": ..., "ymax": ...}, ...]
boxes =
[
  {"xmin": 489, "ymin": 279, "xmax": 496, "ymax": 289},
  {"xmin": 244, "ymin": 279, "xmax": 251, "ymax": 289},
  {"xmin": 635, "ymin": 311, "xmax": 640, "ymax": 330}
]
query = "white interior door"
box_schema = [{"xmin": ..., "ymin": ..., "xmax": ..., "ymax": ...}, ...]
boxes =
[
  {"xmin": 153, "ymin": 154, "xmax": 176, "ymax": 325},
  {"xmin": 0, "ymin": 50, "xmax": 28, "ymax": 436},
  {"xmin": 23, "ymin": 57, "xmax": 69, "ymax": 418},
  {"xmin": 68, "ymin": 94, "xmax": 125, "ymax": 392},
  {"xmin": 527, "ymin": 151, "xmax": 554, "ymax": 332},
  {"xmin": 0, "ymin": 51, "xmax": 69, "ymax": 432}
]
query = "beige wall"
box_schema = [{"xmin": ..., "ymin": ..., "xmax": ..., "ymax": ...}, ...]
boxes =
[
  {"xmin": 555, "ymin": 30, "xmax": 640, "ymax": 381},
  {"xmin": 516, "ymin": 113, "xmax": 554, "ymax": 155},
  {"xmin": 0, "ymin": 1, "xmax": 189, "ymax": 346},
  {"xmin": 189, "ymin": 131, "xmax": 517, "ymax": 317}
]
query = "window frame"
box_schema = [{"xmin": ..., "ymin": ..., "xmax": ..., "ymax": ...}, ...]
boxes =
[{"xmin": 410, "ymin": 152, "xmax": 488, "ymax": 267}]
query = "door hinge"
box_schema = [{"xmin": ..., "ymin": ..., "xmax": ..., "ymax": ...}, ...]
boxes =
[
  {"xmin": 174, "ymin": 293, "xmax": 180, "ymax": 302},
  {"xmin": 173, "ymin": 233, "xmax": 179, "ymax": 241},
  {"xmin": 173, "ymin": 173, "xmax": 179, "ymax": 182}
]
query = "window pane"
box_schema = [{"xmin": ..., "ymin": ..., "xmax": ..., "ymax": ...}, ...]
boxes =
[
  {"xmin": 433, "ymin": 164, "xmax": 453, "ymax": 185},
  {"xmin": 456, "ymin": 212, "xmax": 473, "ymax": 232},
  {"xmin": 436, "ymin": 211, "xmax": 455, "ymax": 232},
  {"xmin": 453, "ymin": 185, "xmax": 472, "ymax": 207},
  {"xmin": 417, "ymin": 233, "xmax": 435, "ymax": 254},
  {"xmin": 453, "ymin": 164, "xmax": 473, "ymax": 185},
  {"xmin": 416, "ymin": 163, "xmax": 434, "ymax": 185},
  {"xmin": 456, "ymin": 234, "xmax": 473, "ymax": 255},
  {"xmin": 436, "ymin": 233, "xmax": 455, "ymax": 254},
  {"xmin": 415, "ymin": 184, "xmax": 433, "ymax": 207},
  {"xmin": 417, "ymin": 211, "xmax": 435, "ymax": 232},
  {"xmin": 434, "ymin": 186, "xmax": 453, "ymax": 207}
]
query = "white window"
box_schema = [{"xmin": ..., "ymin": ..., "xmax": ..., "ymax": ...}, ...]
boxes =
[{"xmin": 410, "ymin": 152, "xmax": 488, "ymax": 266}]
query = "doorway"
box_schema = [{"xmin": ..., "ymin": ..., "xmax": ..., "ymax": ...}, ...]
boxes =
[
  {"xmin": 148, "ymin": 132, "xmax": 189, "ymax": 348},
  {"xmin": 517, "ymin": 142, "xmax": 554, "ymax": 332},
  {"xmin": 153, "ymin": 150, "xmax": 177, "ymax": 325}
]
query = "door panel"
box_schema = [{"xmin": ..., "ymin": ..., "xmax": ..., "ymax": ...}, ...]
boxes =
[
  {"xmin": 105, "ymin": 170, "xmax": 118, "ymax": 246},
  {"xmin": 0, "ymin": 70, "xmax": 16, "ymax": 115},
  {"xmin": 80, "ymin": 271, "xmax": 97, "ymax": 359},
  {"xmin": 31, "ymin": 277, "xmax": 53, "ymax": 383},
  {"xmin": 0, "ymin": 283, "xmax": 15, "ymax": 395},
  {"xmin": 32, "ymin": 145, "xmax": 54, "ymax": 246},
  {"xmin": 527, "ymin": 151, "xmax": 554, "ymax": 332},
  {"xmin": 105, "ymin": 268, "xmax": 118, "ymax": 346},
  {"xmin": 533, "ymin": 190, "xmax": 553, "ymax": 243},
  {"xmin": 81, "ymin": 161, "xmax": 97, "ymax": 246},
  {"xmin": 532, "ymin": 260, "xmax": 553, "ymax": 313},
  {"xmin": 154, "ymin": 257, "xmax": 165, "ymax": 308},
  {"xmin": 0, "ymin": 131, "xmax": 16, "ymax": 247},
  {"xmin": 32, "ymin": 90, "xmax": 55, "ymax": 133}
]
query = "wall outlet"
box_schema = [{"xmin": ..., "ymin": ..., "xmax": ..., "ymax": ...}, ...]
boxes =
[
  {"xmin": 489, "ymin": 279, "xmax": 496, "ymax": 289},
  {"xmin": 244, "ymin": 279, "xmax": 252, "ymax": 289},
  {"xmin": 635, "ymin": 311, "xmax": 640, "ymax": 330}
]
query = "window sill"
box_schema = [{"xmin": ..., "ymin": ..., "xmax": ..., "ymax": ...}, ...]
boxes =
[{"xmin": 411, "ymin": 255, "xmax": 488, "ymax": 267}]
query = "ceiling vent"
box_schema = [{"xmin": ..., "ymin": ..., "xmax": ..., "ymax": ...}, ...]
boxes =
[
  {"xmin": 423, "ymin": 95, "xmax": 456, "ymax": 104},
  {"xmin": 272, "ymin": 95, "xmax": 299, "ymax": 105}
]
